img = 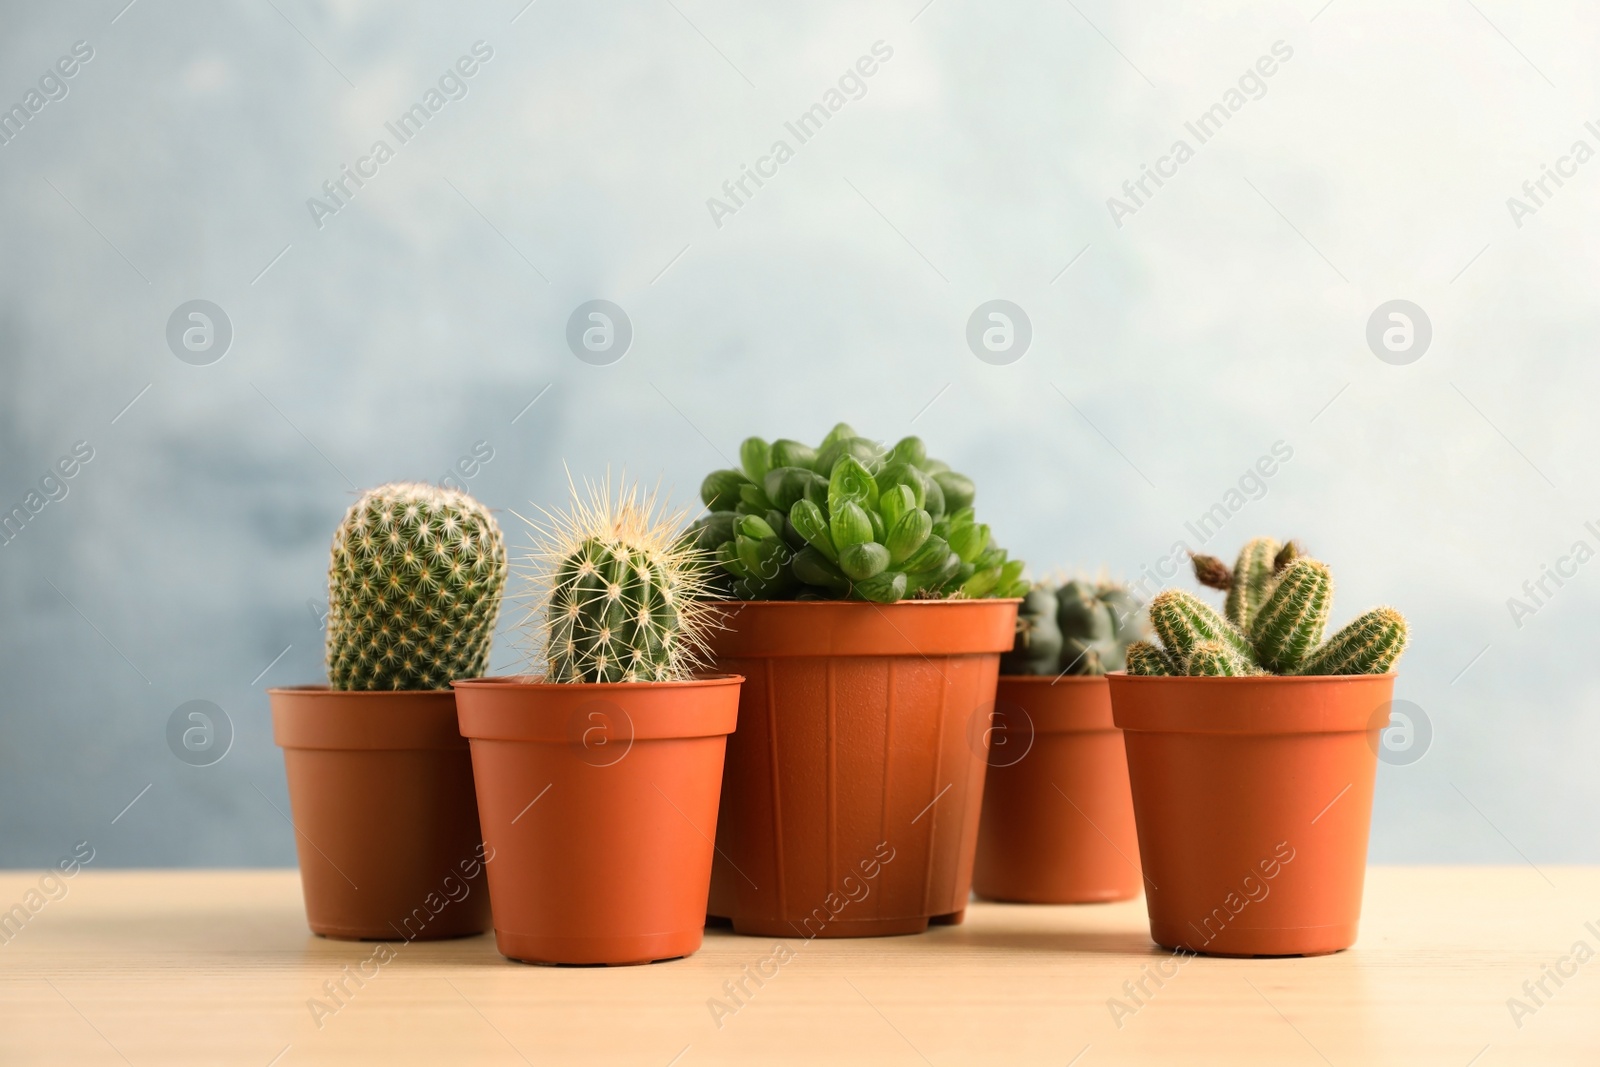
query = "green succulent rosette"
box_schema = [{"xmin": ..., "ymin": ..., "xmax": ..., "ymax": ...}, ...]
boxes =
[{"xmin": 689, "ymin": 423, "xmax": 1027, "ymax": 604}]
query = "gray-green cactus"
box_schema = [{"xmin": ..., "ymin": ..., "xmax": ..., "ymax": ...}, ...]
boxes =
[
  {"xmin": 523, "ymin": 479, "xmax": 717, "ymax": 684},
  {"xmin": 1001, "ymin": 577, "xmax": 1143, "ymax": 676},
  {"xmin": 691, "ymin": 424, "xmax": 1027, "ymax": 604},
  {"xmin": 1133, "ymin": 538, "xmax": 1408, "ymax": 677},
  {"xmin": 326, "ymin": 483, "xmax": 507, "ymax": 691}
]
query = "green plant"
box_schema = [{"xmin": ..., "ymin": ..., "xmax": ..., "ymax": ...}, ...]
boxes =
[
  {"xmin": 326, "ymin": 482, "xmax": 507, "ymax": 691},
  {"xmin": 1000, "ymin": 578, "xmax": 1143, "ymax": 676},
  {"xmin": 519, "ymin": 477, "xmax": 718, "ymax": 683},
  {"xmin": 1126, "ymin": 537, "xmax": 1408, "ymax": 677},
  {"xmin": 690, "ymin": 423, "xmax": 1027, "ymax": 603}
]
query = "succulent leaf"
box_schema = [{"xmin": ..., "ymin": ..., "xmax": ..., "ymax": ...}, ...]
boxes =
[{"xmin": 740, "ymin": 437, "xmax": 771, "ymax": 483}]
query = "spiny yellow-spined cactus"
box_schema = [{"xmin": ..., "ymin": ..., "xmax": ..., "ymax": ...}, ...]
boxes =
[
  {"xmin": 1126, "ymin": 538, "xmax": 1409, "ymax": 677},
  {"xmin": 518, "ymin": 476, "xmax": 718, "ymax": 683},
  {"xmin": 326, "ymin": 483, "xmax": 507, "ymax": 690}
]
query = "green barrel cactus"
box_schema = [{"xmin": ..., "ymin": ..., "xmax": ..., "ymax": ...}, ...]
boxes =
[
  {"xmin": 1126, "ymin": 537, "xmax": 1408, "ymax": 677},
  {"xmin": 326, "ymin": 482, "xmax": 507, "ymax": 691},
  {"xmin": 523, "ymin": 478, "xmax": 717, "ymax": 683},
  {"xmin": 690, "ymin": 423, "xmax": 1027, "ymax": 604},
  {"xmin": 1001, "ymin": 577, "xmax": 1143, "ymax": 676}
]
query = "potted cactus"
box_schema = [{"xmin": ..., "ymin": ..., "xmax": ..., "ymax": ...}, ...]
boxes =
[
  {"xmin": 973, "ymin": 578, "xmax": 1146, "ymax": 904},
  {"xmin": 451, "ymin": 478, "xmax": 741, "ymax": 965},
  {"xmin": 1108, "ymin": 537, "xmax": 1409, "ymax": 957},
  {"xmin": 269, "ymin": 483, "xmax": 505, "ymax": 940},
  {"xmin": 691, "ymin": 424, "xmax": 1025, "ymax": 937}
]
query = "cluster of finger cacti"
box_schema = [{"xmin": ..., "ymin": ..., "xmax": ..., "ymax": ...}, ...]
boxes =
[
  {"xmin": 518, "ymin": 475, "xmax": 718, "ymax": 683},
  {"xmin": 1125, "ymin": 537, "xmax": 1408, "ymax": 677},
  {"xmin": 1001, "ymin": 578, "xmax": 1143, "ymax": 676},
  {"xmin": 326, "ymin": 483, "xmax": 507, "ymax": 690},
  {"xmin": 692, "ymin": 423, "xmax": 1028, "ymax": 603}
]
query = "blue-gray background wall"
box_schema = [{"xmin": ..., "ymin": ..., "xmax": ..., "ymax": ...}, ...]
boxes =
[{"xmin": 2, "ymin": 0, "xmax": 1594, "ymax": 868}]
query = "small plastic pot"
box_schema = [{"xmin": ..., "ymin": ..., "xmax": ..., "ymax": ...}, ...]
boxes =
[
  {"xmin": 452, "ymin": 674, "xmax": 741, "ymax": 965},
  {"xmin": 1108, "ymin": 672, "xmax": 1394, "ymax": 957},
  {"xmin": 705, "ymin": 599, "xmax": 1018, "ymax": 938},
  {"xmin": 269, "ymin": 686, "xmax": 492, "ymax": 941},
  {"xmin": 973, "ymin": 676, "xmax": 1143, "ymax": 904}
]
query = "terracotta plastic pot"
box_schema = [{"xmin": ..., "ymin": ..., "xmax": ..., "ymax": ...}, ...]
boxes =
[
  {"xmin": 1108, "ymin": 672, "xmax": 1395, "ymax": 957},
  {"xmin": 706, "ymin": 599, "xmax": 1019, "ymax": 938},
  {"xmin": 269, "ymin": 686, "xmax": 492, "ymax": 941},
  {"xmin": 452, "ymin": 674, "xmax": 741, "ymax": 965},
  {"xmin": 973, "ymin": 676, "xmax": 1143, "ymax": 904}
]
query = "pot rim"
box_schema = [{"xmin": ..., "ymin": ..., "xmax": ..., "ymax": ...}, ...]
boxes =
[
  {"xmin": 997, "ymin": 673, "xmax": 1109, "ymax": 686},
  {"xmin": 452, "ymin": 673, "xmax": 743, "ymax": 742},
  {"xmin": 1105, "ymin": 671, "xmax": 1398, "ymax": 684},
  {"xmin": 707, "ymin": 597, "xmax": 1021, "ymax": 658},
  {"xmin": 267, "ymin": 684, "xmax": 459, "ymax": 698},
  {"xmin": 268, "ymin": 685, "xmax": 466, "ymax": 750},
  {"xmin": 1107, "ymin": 670, "xmax": 1399, "ymax": 735},
  {"xmin": 452, "ymin": 672, "xmax": 745, "ymax": 691}
]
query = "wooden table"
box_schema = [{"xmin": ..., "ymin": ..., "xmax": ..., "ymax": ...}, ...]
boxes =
[{"xmin": 1, "ymin": 868, "xmax": 1594, "ymax": 1065}]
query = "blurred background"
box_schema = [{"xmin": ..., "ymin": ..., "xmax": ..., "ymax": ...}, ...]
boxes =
[{"xmin": 2, "ymin": 0, "xmax": 1595, "ymax": 868}]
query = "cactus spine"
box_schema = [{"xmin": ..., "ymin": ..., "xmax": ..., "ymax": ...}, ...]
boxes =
[
  {"xmin": 522, "ymin": 477, "xmax": 716, "ymax": 684},
  {"xmin": 1228, "ymin": 537, "xmax": 1279, "ymax": 631},
  {"xmin": 1248, "ymin": 558, "xmax": 1332, "ymax": 674},
  {"xmin": 326, "ymin": 482, "xmax": 507, "ymax": 691},
  {"xmin": 1125, "ymin": 641, "xmax": 1176, "ymax": 676},
  {"xmin": 1135, "ymin": 537, "xmax": 1408, "ymax": 677},
  {"xmin": 1297, "ymin": 607, "xmax": 1409, "ymax": 676},
  {"xmin": 1186, "ymin": 640, "xmax": 1255, "ymax": 677},
  {"xmin": 1149, "ymin": 590, "xmax": 1257, "ymax": 669}
]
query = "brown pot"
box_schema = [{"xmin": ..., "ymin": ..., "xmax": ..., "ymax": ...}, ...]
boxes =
[
  {"xmin": 706, "ymin": 599, "xmax": 1019, "ymax": 938},
  {"xmin": 268, "ymin": 686, "xmax": 492, "ymax": 941},
  {"xmin": 973, "ymin": 676, "xmax": 1143, "ymax": 904},
  {"xmin": 452, "ymin": 674, "xmax": 741, "ymax": 965},
  {"xmin": 1108, "ymin": 672, "xmax": 1394, "ymax": 957}
]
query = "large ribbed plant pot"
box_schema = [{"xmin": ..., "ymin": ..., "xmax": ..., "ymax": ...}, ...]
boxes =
[
  {"xmin": 1108, "ymin": 672, "xmax": 1394, "ymax": 957},
  {"xmin": 452, "ymin": 675, "xmax": 741, "ymax": 965},
  {"xmin": 268, "ymin": 687, "xmax": 492, "ymax": 941},
  {"xmin": 973, "ymin": 676, "xmax": 1143, "ymax": 904},
  {"xmin": 706, "ymin": 599, "xmax": 1019, "ymax": 938}
]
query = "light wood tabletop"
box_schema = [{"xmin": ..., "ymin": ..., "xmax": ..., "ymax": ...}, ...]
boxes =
[{"xmin": 0, "ymin": 867, "xmax": 1594, "ymax": 1065}]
